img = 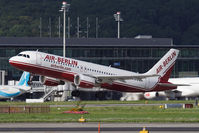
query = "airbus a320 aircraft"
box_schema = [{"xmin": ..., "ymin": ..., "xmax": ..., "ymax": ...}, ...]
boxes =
[
  {"xmin": 0, "ymin": 71, "xmax": 30, "ymax": 99},
  {"xmin": 9, "ymin": 49, "xmax": 179, "ymax": 96}
]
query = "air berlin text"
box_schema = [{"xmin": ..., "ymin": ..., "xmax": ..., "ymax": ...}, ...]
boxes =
[
  {"xmin": 156, "ymin": 51, "xmax": 176, "ymax": 74},
  {"xmin": 44, "ymin": 55, "xmax": 78, "ymax": 66}
]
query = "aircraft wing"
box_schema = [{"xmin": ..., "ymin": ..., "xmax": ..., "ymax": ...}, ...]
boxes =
[{"xmin": 89, "ymin": 74, "xmax": 159, "ymax": 83}]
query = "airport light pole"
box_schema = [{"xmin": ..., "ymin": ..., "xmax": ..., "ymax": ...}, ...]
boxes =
[
  {"xmin": 59, "ymin": 1, "xmax": 70, "ymax": 57},
  {"xmin": 114, "ymin": 11, "xmax": 123, "ymax": 38}
]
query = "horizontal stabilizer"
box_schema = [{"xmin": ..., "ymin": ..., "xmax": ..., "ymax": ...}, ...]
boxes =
[
  {"xmin": 19, "ymin": 86, "xmax": 31, "ymax": 92},
  {"xmin": 158, "ymin": 83, "xmax": 191, "ymax": 87}
]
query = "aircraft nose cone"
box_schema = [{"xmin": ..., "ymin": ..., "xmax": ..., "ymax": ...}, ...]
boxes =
[
  {"xmin": 9, "ymin": 56, "xmax": 18, "ymax": 66},
  {"xmin": 9, "ymin": 57, "xmax": 14, "ymax": 63},
  {"xmin": 9, "ymin": 57, "xmax": 12, "ymax": 61}
]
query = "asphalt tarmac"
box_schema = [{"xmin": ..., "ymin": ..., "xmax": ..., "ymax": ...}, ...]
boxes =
[{"xmin": 0, "ymin": 123, "xmax": 199, "ymax": 133}]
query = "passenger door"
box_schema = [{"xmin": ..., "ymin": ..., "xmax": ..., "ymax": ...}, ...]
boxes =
[{"xmin": 36, "ymin": 52, "xmax": 42, "ymax": 66}]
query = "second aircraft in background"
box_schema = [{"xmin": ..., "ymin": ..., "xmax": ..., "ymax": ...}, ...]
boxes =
[
  {"xmin": 144, "ymin": 77, "xmax": 199, "ymax": 100},
  {"xmin": 0, "ymin": 71, "xmax": 30, "ymax": 99}
]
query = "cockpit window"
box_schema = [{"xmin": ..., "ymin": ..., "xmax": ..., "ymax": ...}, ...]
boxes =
[{"xmin": 17, "ymin": 54, "xmax": 30, "ymax": 58}]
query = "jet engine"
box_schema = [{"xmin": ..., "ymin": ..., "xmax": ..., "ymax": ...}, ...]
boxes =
[
  {"xmin": 144, "ymin": 91, "xmax": 166, "ymax": 100},
  {"xmin": 39, "ymin": 76, "xmax": 65, "ymax": 86},
  {"xmin": 74, "ymin": 74, "xmax": 97, "ymax": 88}
]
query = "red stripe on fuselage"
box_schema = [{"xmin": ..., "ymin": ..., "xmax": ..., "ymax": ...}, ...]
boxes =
[
  {"xmin": 9, "ymin": 60, "xmax": 75, "ymax": 82},
  {"xmin": 9, "ymin": 60, "xmax": 176, "ymax": 92}
]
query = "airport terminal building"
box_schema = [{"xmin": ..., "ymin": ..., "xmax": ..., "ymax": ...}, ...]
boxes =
[
  {"xmin": 0, "ymin": 37, "xmax": 198, "ymax": 82},
  {"xmin": 0, "ymin": 37, "xmax": 198, "ymax": 101}
]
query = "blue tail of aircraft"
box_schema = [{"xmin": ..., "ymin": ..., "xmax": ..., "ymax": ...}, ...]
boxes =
[{"xmin": 17, "ymin": 71, "xmax": 30, "ymax": 86}]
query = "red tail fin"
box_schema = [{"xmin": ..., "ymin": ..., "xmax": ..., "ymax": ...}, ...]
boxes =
[{"xmin": 146, "ymin": 49, "xmax": 179, "ymax": 82}]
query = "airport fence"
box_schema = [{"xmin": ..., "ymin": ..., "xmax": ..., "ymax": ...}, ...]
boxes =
[{"xmin": 0, "ymin": 105, "xmax": 50, "ymax": 113}]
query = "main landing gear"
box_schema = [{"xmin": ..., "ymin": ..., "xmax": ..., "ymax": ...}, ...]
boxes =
[{"xmin": 71, "ymin": 84, "xmax": 81, "ymax": 97}]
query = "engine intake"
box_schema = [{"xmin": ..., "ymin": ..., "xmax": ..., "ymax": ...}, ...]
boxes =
[{"xmin": 74, "ymin": 74, "xmax": 96, "ymax": 88}]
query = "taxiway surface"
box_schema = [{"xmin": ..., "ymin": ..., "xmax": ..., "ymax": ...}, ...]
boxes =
[{"xmin": 0, "ymin": 123, "xmax": 198, "ymax": 133}]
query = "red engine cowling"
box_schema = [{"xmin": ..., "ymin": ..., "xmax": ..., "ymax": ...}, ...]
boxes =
[
  {"xmin": 74, "ymin": 74, "xmax": 96, "ymax": 88},
  {"xmin": 39, "ymin": 76, "xmax": 65, "ymax": 86}
]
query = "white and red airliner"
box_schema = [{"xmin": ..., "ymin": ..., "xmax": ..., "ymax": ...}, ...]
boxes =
[
  {"xmin": 9, "ymin": 49, "xmax": 179, "ymax": 95},
  {"xmin": 144, "ymin": 77, "xmax": 199, "ymax": 100}
]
